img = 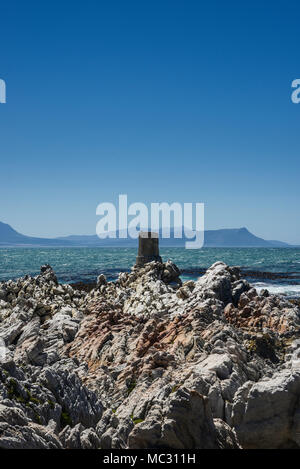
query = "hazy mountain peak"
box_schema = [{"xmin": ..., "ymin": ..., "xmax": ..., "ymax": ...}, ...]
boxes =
[{"xmin": 0, "ymin": 221, "xmax": 291, "ymax": 248}]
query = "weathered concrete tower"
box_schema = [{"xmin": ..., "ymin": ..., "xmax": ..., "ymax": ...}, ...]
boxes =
[{"xmin": 136, "ymin": 231, "xmax": 162, "ymax": 266}]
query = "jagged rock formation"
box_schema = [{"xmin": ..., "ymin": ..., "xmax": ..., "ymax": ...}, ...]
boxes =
[{"xmin": 0, "ymin": 261, "xmax": 299, "ymax": 449}]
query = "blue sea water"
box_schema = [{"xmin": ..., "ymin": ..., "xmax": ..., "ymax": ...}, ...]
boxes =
[{"xmin": 0, "ymin": 247, "xmax": 300, "ymax": 298}]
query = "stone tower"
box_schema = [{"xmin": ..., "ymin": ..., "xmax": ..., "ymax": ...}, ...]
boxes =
[{"xmin": 135, "ymin": 231, "xmax": 162, "ymax": 266}]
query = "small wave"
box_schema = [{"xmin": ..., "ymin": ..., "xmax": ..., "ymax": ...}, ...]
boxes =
[{"xmin": 253, "ymin": 282, "xmax": 300, "ymax": 298}]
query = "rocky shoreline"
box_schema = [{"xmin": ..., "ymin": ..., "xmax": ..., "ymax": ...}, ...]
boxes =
[
  {"xmin": 0, "ymin": 260, "xmax": 300, "ymax": 449},
  {"xmin": 69, "ymin": 267, "xmax": 300, "ymax": 289}
]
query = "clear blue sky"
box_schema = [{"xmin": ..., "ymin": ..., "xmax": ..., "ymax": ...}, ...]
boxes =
[{"xmin": 0, "ymin": 1, "xmax": 300, "ymax": 243}]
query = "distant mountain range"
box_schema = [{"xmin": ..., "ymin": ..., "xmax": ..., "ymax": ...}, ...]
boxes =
[
  {"xmin": 0, "ymin": 221, "xmax": 293, "ymax": 248},
  {"xmin": 0, "ymin": 222, "xmax": 71, "ymax": 246}
]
